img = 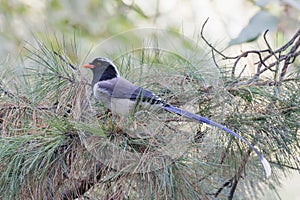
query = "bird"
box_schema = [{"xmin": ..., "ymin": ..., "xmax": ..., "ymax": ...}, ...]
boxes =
[{"xmin": 83, "ymin": 57, "xmax": 271, "ymax": 177}]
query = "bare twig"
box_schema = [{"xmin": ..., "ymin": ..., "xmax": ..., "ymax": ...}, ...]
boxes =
[
  {"xmin": 215, "ymin": 179, "xmax": 232, "ymax": 198},
  {"xmin": 280, "ymin": 36, "xmax": 300, "ymax": 81},
  {"xmin": 200, "ymin": 18, "xmax": 229, "ymax": 59},
  {"xmin": 201, "ymin": 19, "xmax": 270, "ymax": 78},
  {"xmin": 200, "ymin": 19, "xmax": 300, "ymax": 83},
  {"xmin": 228, "ymin": 148, "xmax": 252, "ymax": 200}
]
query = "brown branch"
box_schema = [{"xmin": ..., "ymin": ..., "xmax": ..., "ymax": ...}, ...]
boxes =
[
  {"xmin": 200, "ymin": 19, "xmax": 300, "ymax": 83},
  {"xmin": 200, "ymin": 18, "xmax": 230, "ymax": 59},
  {"xmin": 251, "ymin": 30, "xmax": 300, "ymax": 82},
  {"xmin": 254, "ymin": 32, "xmax": 300, "ymax": 82},
  {"xmin": 215, "ymin": 179, "xmax": 232, "ymax": 198},
  {"xmin": 213, "ymin": 141, "xmax": 253, "ymax": 199},
  {"xmin": 275, "ymin": 29, "xmax": 300, "ymax": 53},
  {"xmin": 200, "ymin": 19, "xmax": 270, "ymax": 78},
  {"xmin": 228, "ymin": 148, "xmax": 252, "ymax": 199},
  {"xmin": 263, "ymin": 30, "xmax": 278, "ymax": 61},
  {"xmin": 280, "ymin": 37, "xmax": 300, "ymax": 81},
  {"xmin": 232, "ymin": 50, "xmax": 269, "ymax": 79}
]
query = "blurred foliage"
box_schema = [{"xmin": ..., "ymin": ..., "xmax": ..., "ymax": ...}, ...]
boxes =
[
  {"xmin": 229, "ymin": 10, "xmax": 279, "ymax": 45},
  {"xmin": 0, "ymin": 0, "xmax": 299, "ymax": 58},
  {"xmin": 231, "ymin": 0, "xmax": 300, "ymax": 45}
]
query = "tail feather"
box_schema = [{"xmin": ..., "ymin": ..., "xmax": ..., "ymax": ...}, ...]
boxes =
[{"xmin": 164, "ymin": 105, "xmax": 271, "ymax": 178}]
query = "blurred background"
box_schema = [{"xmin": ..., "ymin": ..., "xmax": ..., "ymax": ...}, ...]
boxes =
[
  {"xmin": 1, "ymin": 0, "xmax": 299, "ymax": 60},
  {"xmin": 0, "ymin": 0, "xmax": 299, "ymax": 199}
]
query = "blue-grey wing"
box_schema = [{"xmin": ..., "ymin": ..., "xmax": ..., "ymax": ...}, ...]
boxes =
[
  {"xmin": 97, "ymin": 77, "xmax": 164, "ymax": 105},
  {"xmin": 130, "ymin": 87, "xmax": 164, "ymax": 105}
]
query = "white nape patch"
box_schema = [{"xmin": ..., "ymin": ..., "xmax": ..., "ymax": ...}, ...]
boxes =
[
  {"xmin": 95, "ymin": 57, "xmax": 113, "ymax": 63},
  {"xmin": 96, "ymin": 57, "xmax": 120, "ymax": 77}
]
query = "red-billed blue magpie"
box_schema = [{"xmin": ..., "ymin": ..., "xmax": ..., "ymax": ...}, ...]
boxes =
[{"xmin": 84, "ymin": 57, "xmax": 271, "ymax": 177}]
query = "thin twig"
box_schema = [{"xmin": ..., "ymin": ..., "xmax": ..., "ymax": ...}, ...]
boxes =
[
  {"xmin": 215, "ymin": 179, "xmax": 232, "ymax": 198},
  {"xmin": 200, "ymin": 18, "xmax": 270, "ymax": 78},
  {"xmin": 280, "ymin": 36, "xmax": 300, "ymax": 81},
  {"xmin": 228, "ymin": 148, "xmax": 252, "ymax": 199},
  {"xmin": 211, "ymin": 49, "xmax": 221, "ymax": 69},
  {"xmin": 200, "ymin": 19, "xmax": 300, "ymax": 83},
  {"xmin": 263, "ymin": 30, "xmax": 278, "ymax": 60},
  {"xmin": 200, "ymin": 18, "xmax": 233, "ymax": 59}
]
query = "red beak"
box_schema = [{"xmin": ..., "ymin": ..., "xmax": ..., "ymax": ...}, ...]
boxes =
[{"xmin": 83, "ymin": 64, "xmax": 95, "ymax": 69}]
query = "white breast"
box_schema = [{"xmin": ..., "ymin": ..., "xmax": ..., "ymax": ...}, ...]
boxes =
[
  {"xmin": 110, "ymin": 98, "xmax": 136, "ymax": 116},
  {"xmin": 93, "ymin": 83, "xmax": 135, "ymax": 116}
]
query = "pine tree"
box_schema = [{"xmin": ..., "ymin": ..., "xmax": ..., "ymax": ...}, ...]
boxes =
[{"xmin": 0, "ymin": 29, "xmax": 299, "ymax": 199}]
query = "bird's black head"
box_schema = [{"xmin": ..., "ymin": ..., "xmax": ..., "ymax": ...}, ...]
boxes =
[{"xmin": 84, "ymin": 57, "xmax": 120, "ymax": 87}]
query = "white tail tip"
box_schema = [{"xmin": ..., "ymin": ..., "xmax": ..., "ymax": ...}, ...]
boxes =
[{"xmin": 261, "ymin": 157, "xmax": 272, "ymax": 178}]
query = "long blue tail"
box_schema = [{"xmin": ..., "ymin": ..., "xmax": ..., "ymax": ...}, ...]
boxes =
[{"xmin": 164, "ymin": 105, "xmax": 271, "ymax": 177}]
